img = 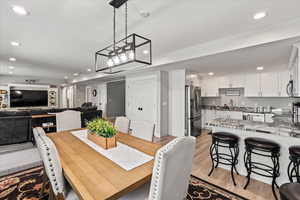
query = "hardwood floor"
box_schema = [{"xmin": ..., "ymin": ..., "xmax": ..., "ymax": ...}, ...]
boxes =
[{"xmin": 156, "ymin": 131, "xmax": 277, "ymax": 200}]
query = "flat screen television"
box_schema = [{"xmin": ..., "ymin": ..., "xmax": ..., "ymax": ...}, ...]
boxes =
[{"xmin": 10, "ymin": 90, "xmax": 48, "ymax": 107}]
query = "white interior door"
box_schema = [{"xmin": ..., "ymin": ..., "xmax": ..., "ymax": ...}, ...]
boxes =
[{"xmin": 126, "ymin": 76, "xmax": 157, "ymax": 124}]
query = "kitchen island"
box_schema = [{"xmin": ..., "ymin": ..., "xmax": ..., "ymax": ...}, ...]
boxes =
[{"xmin": 207, "ymin": 118, "xmax": 300, "ymax": 185}]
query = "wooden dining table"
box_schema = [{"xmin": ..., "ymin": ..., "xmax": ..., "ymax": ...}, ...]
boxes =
[{"xmin": 47, "ymin": 129, "xmax": 161, "ymax": 200}]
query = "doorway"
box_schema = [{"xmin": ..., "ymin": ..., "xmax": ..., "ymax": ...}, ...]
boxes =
[{"xmin": 106, "ymin": 80, "xmax": 125, "ymax": 117}]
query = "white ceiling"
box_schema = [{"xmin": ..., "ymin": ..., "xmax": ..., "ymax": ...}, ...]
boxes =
[
  {"xmin": 165, "ymin": 36, "xmax": 300, "ymax": 76},
  {"xmin": 1, "ymin": 0, "xmax": 300, "ymax": 82}
]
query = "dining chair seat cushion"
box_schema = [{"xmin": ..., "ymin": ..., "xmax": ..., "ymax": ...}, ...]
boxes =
[
  {"xmin": 56, "ymin": 110, "xmax": 82, "ymax": 132},
  {"xmin": 118, "ymin": 182, "xmax": 150, "ymax": 200},
  {"xmin": 130, "ymin": 120, "xmax": 155, "ymax": 142},
  {"xmin": 115, "ymin": 116, "xmax": 130, "ymax": 133}
]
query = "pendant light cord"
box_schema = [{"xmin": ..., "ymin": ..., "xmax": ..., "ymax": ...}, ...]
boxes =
[
  {"xmin": 113, "ymin": 7, "xmax": 116, "ymax": 52},
  {"xmin": 125, "ymin": 2, "xmax": 128, "ymax": 43}
]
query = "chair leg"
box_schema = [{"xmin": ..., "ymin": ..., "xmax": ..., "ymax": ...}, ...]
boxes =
[
  {"xmin": 40, "ymin": 169, "xmax": 48, "ymax": 198},
  {"xmin": 48, "ymin": 187, "xmax": 55, "ymax": 200},
  {"xmin": 208, "ymin": 143, "xmax": 215, "ymax": 176}
]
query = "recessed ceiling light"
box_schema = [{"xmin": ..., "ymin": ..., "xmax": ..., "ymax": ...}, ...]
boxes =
[
  {"xmin": 257, "ymin": 66, "xmax": 264, "ymax": 71},
  {"xmin": 12, "ymin": 5, "xmax": 29, "ymax": 16},
  {"xmin": 9, "ymin": 71, "xmax": 13, "ymax": 74},
  {"xmin": 208, "ymin": 72, "xmax": 214, "ymax": 76},
  {"xmin": 143, "ymin": 50, "xmax": 149, "ymax": 54},
  {"xmin": 87, "ymin": 68, "xmax": 92, "ymax": 72},
  {"xmin": 64, "ymin": 76, "xmax": 69, "ymax": 79},
  {"xmin": 253, "ymin": 12, "xmax": 267, "ymax": 20},
  {"xmin": 9, "ymin": 57, "xmax": 16, "ymax": 62},
  {"xmin": 10, "ymin": 41, "xmax": 20, "ymax": 46},
  {"xmin": 73, "ymin": 73, "xmax": 79, "ymax": 76},
  {"xmin": 8, "ymin": 66, "xmax": 15, "ymax": 70}
]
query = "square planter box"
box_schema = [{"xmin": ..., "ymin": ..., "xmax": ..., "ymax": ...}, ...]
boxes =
[{"xmin": 88, "ymin": 133, "xmax": 117, "ymax": 150}]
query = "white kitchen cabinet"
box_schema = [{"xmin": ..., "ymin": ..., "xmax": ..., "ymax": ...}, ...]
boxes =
[
  {"xmin": 261, "ymin": 72, "xmax": 278, "ymax": 97},
  {"xmin": 202, "ymin": 109, "xmax": 217, "ymax": 128},
  {"xmin": 201, "ymin": 78, "xmax": 219, "ymax": 97},
  {"xmin": 230, "ymin": 74, "xmax": 245, "ymax": 88},
  {"xmin": 278, "ymin": 70, "xmax": 290, "ymax": 97},
  {"xmin": 229, "ymin": 111, "xmax": 243, "ymax": 120},
  {"xmin": 218, "ymin": 76, "xmax": 230, "ymax": 88},
  {"xmin": 245, "ymin": 73, "xmax": 261, "ymax": 97},
  {"xmin": 218, "ymin": 75, "xmax": 244, "ymax": 88}
]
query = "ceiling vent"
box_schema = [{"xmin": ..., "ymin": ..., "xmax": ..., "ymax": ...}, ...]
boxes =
[{"xmin": 25, "ymin": 80, "xmax": 38, "ymax": 84}]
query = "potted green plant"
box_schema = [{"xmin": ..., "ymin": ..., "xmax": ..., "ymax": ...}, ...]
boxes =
[{"xmin": 86, "ymin": 118, "xmax": 117, "ymax": 149}]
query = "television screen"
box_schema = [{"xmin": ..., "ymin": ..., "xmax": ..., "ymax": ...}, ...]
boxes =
[{"xmin": 10, "ymin": 90, "xmax": 48, "ymax": 107}]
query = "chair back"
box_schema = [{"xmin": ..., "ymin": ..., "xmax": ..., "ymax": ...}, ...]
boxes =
[
  {"xmin": 114, "ymin": 116, "xmax": 130, "ymax": 133},
  {"xmin": 130, "ymin": 120, "xmax": 155, "ymax": 142},
  {"xmin": 148, "ymin": 137, "xmax": 196, "ymax": 200},
  {"xmin": 33, "ymin": 127, "xmax": 46, "ymax": 152},
  {"xmin": 56, "ymin": 110, "xmax": 81, "ymax": 132},
  {"xmin": 39, "ymin": 136, "xmax": 66, "ymax": 198}
]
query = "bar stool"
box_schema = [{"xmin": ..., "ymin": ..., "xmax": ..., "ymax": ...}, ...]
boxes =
[
  {"xmin": 288, "ymin": 145, "xmax": 300, "ymax": 183},
  {"xmin": 244, "ymin": 137, "xmax": 280, "ymax": 200},
  {"xmin": 208, "ymin": 132, "xmax": 239, "ymax": 185},
  {"xmin": 279, "ymin": 183, "xmax": 300, "ymax": 200}
]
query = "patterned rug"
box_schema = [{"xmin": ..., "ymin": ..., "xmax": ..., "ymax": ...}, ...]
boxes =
[
  {"xmin": 0, "ymin": 167, "xmax": 247, "ymax": 200},
  {"xmin": 187, "ymin": 175, "xmax": 248, "ymax": 200},
  {"xmin": 0, "ymin": 167, "xmax": 49, "ymax": 200}
]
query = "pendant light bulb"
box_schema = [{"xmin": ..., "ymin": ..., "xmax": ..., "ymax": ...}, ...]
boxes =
[
  {"xmin": 107, "ymin": 59, "xmax": 114, "ymax": 67},
  {"xmin": 128, "ymin": 50, "xmax": 135, "ymax": 60},
  {"xmin": 113, "ymin": 55, "xmax": 120, "ymax": 64},
  {"xmin": 120, "ymin": 52, "xmax": 128, "ymax": 62}
]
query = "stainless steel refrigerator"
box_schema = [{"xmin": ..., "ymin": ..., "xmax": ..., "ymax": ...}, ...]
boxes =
[{"xmin": 185, "ymin": 85, "xmax": 202, "ymax": 137}]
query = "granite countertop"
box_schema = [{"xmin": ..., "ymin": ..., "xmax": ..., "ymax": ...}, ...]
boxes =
[{"xmin": 207, "ymin": 118, "xmax": 300, "ymax": 138}]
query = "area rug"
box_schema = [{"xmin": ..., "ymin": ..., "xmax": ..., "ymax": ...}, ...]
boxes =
[
  {"xmin": 187, "ymin": 175, "xmax": 248, "ymax": 200},
  {"xmin": 0, "ymin": 167, "xmax": 247, "ymax": 200},
  {"xmin": 0, "ymin": 166, "xmax": 49, "ymax": 200}
]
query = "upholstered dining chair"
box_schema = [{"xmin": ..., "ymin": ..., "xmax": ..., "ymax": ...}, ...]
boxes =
[
  {"xmin": 39, "ymin": 136, "xmax": 79, "ymax": 200},
  {"xmin": 119, "ymin": 136, "xmax": 196, "ymax": 200},
  {"xmin": 130, "ymin": 120, "xmax": 155, "ymax": 142},
  {"xmin": 32, "ymin": 127, "xmax": 48, "ymax": 198},
  {"xmin": 114, "ymin": 116, "xmax": 130, "ymax": 133},
  {"xmin": 56, "ymin": 110, "xmax": 81, "ymax": 132}
]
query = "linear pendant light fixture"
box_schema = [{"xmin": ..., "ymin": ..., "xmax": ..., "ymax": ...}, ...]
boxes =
[{"xmin": 95, "ymin": 0, "xmax": 152, "ymax": 74}]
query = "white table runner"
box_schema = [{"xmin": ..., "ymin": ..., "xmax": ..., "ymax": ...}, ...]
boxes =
[{"xmin": 71, "ymin": 130, "xmax": 154, "ymax": 171}]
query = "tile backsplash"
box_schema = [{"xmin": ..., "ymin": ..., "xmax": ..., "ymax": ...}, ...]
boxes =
[{"xmin": 202, "ymin": 88, "xmax": 293, "ymax": 109}]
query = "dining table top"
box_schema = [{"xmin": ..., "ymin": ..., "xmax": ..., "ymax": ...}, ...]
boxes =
[{"xmin": 47, "ymin": 129, "xmax": 161, "ymax": 200}]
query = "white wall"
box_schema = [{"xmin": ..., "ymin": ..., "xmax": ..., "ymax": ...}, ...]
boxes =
[{"xmin": 169, "ymin": 69, "xmax": 186, "ymax": 137}]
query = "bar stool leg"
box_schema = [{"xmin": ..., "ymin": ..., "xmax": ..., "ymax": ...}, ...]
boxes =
[
  {"xmin": 208, "ymin": 143, "xmax": 216, "ymax": 176},
  {"xmin": 243, "ymin": 149, "xmax": 252, "ymax": 189},
  {"xmin": 215, "ymin": 141, "xmax": 220, "ymax": 169},
  {"xmin": 288, "ymin": 160, "xmax": 293, "ymax": 183},
  {"xmin": 233, "ymin": 146, "xmax": 240, "ymax": 175},
  {"xmin": 271, "ymin": 155, "xmax": 279, "ymax": 200},
  {"xmin": 229, "ymin": 147, "xmax": 237, "ymax": 186}
]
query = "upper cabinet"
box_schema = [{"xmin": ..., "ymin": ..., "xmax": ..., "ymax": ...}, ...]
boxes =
[
  {"xmin": 260, "ymin": 72, "xmax": 278, "ymax": 97},
  {"xmin": 201, "ymin": 78, "xmax": 219, "ymax": 97},
  {"xmin": 218, "ymin": 74, "xmax": 245, "ymax": 88},
  {"xmin": 201, "ymin": 70, "xmax": 290, "ymax": 97},
  {"xmin": 245, "ymin": 73, "xmax": 261, "ymax": 97},
  {"xmin": 245, "ymin": 71, "xmax": 290, "ymax": 97}
]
